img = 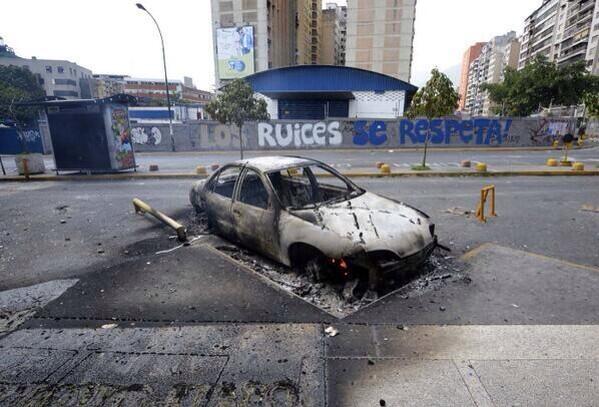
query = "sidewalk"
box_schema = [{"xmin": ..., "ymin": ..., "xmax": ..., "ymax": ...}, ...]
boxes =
[{"xmin": 1, "ymin": 163, "xmax": 598, "ymax": 181}]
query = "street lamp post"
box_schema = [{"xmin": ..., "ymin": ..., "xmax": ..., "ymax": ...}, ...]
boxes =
[{"xmin": 136, "ymin": 3, "xmax": 175, "ymax": 152}]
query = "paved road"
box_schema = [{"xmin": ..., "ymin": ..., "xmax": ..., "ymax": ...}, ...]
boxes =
[
  {"xmin": 2, "ymin": 176, "xmax": 599, "ymax": 405},
  {"xmin": 2, "ymin": 146, "xmax": 599, "ymax": 174},
  {"xmin": 2, "ymin": 176, "xmax": 597, "ymax": 290}
]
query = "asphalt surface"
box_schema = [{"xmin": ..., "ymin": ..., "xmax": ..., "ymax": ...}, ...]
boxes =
[
  {"xmin": 1, "ymin": 176, "xmax": 597, "ymax": 291},
  {"xmin": 2, "ymin": 145, "xmax": 599, "ymax": 174},
  {"xmin": 1, "ymin": 175, "xmax": 599, "ymax": 405}
]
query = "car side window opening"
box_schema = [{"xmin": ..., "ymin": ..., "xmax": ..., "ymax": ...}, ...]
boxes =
[
  {"xmin": 238, "ymin": 169, "xmax": 269, "ymax": 209},
  {"xmin": 268, "ymin": 165, "xmax": 360, "ymax": 209},
  {"xmin": 213, "ymin": 167, "xmax": 241, "ymax": 198}
]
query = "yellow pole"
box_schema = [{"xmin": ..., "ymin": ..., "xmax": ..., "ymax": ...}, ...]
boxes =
[
  {"xmin": 132, "ymin": 198, "xmax": 187, "ymax": 241},
  {"xmin": 489, "ymin": 186, "xmax": 496, "ymax": 216}
]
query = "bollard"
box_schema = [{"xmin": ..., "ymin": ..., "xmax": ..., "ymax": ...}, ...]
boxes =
[
  {"xmin": 133, "ymin": 198, "xmax": 187, "ymax": 242},
  {"xmin": 475, "ymin": 162, "xmax": 487, "ymax": 172},
  {"xmin": 149, "ymin": 164, "xmax": 159, "ymax": 172},
  {"xmin": 475, "ymin": 185, "xmax": 496, "ymax": 222},
  {"xmin": 196, "ymin": 165, "xmax": 207, "ymax": 175},
  {"xmin": 380, "ymin": 164, "xmax": 391, "ymax": 174},
  {"xmin": 546, "ymin": 158, "xmax": 558, "ymax": 167},
  {"xmin": 460, "ymin": 160, "xmax": 471, "ymax": 168},
  {"xmin": 572, "ymin": 162, "xmax": 584, "ymax": 171},
  {"xmin": 22, "ymin": 158, "xmax": 30, "ymax": 181}
]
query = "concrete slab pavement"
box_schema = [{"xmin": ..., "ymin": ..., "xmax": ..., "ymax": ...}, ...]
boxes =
[
  {"xmin": 0, "ymin": 324, "xmax": 324, "ymax": 405},
  {"xmin": 347, "ymin": 244, "xmax": 599, "ymax": 325},
  {"xmin": 325, "ymin": 324, "xmax": 599, "ymax": 406}
]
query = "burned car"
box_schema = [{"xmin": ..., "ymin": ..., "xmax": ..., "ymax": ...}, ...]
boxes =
[{"xmin": 190, "ymin": 156, "xmax": 437, "ymax": 289}]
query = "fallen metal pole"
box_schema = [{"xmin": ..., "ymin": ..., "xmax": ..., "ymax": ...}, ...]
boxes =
[{"xmin": 132, "ymin": 198, "xmax": 187, "ymax": 242}]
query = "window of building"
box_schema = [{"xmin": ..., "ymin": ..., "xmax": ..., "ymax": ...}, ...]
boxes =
[
  {"xmin": 53, "ymin": 90, "xmax": 78, "ymax": 97},
  {"xmin": 219, "ymin": 0, "xmax": 233, "ymax": 12},
  {"xmin": 45, "ymin": 66, "xmax": 52, "ymax": 73},
  {"xmin": 220, "ymin": 13, "xmax": 234, "ymax": 27},
  {"xmin": 57, "ymin": 66, "xmax": 64, "ymax": 74},
  {"xmin": 242, "ymin": 0, "xmax": 257, "ymax": 8},
  {"xmin": 54, "ymin": 78, "xmax": 77, "ymax": 86},
  {"xmin": 243, "ymin": 11, "xmax": 257, "ymax": 22}
]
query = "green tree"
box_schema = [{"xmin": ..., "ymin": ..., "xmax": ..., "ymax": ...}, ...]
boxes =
[
  {"xmin": 205, "ymin": 79, "xmax": 269, "ymax": 159},
  {"xmin": 406, "ymin": 68, "xmax": 459, "ymax": 169},
  {"xmin": 582, "ymin": 91, "xmax": 599, "ymax": 119},
  {"xmin": 0, "ymin": 65, "xmax": 45, "ymax": 124},
  {"xmin": 483, "ymin": 56, "xmax": 599, "ymax": 116}
]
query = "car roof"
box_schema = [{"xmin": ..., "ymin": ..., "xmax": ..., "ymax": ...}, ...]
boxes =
[{"xmin": 234, "ymin": 156, "xmax": 317, "ymax": 172}]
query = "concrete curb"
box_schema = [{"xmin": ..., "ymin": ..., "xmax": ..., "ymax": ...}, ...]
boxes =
[{"xmin": 2, "ymin": 169, "xmax": 599, "ymax": 182}]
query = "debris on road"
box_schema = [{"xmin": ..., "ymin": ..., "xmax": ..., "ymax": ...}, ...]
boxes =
[
  {"xmin": 324, "ymin": 326, "xmax": 339, "ymax": 337},
  {"xmin": 581, "ymin": 204, "xmax": 599, "ymax": 213},
  {"xmin": 444, "ymin": 207, "xmax": 473, "ymax": 216}
]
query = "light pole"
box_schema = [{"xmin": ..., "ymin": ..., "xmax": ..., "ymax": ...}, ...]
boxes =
[{"xmin": 136, "ymin": 3, "xmax": 175, "ymax": 152}]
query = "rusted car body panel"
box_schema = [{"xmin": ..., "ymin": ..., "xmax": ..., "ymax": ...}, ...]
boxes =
[{"xmin": 190, "ymin": 156, "xmax": 436, "ymax": 282}]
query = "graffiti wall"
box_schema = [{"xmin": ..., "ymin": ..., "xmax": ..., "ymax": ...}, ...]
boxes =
[
  {"xmin": 129, "ymin": 117, "xmax": 577, "ymax": 152},
  {"xmin": 0, "ymin": 126, "xmax": 44, "ymax": 154}
]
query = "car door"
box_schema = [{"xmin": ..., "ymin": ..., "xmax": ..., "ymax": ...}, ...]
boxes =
[
  {"xmin": 204, "ymin": 165, "xmax": 242, "ymax": 240},
  {"xmin": 231, "ymin": 168, "xmax": 280, "ymax": 261}
]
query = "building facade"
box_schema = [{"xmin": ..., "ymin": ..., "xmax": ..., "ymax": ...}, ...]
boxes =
[
  {"xmin": 244, "ymin": 65, "xmax": 417, "ymax": 120},
  {"xmin": 519, "ymin": 0, "xmax": 599, "ymax": 71},
  {"xmin": 458, "ymin": 42, "xmax": 485, "ymax": 111},
  {"xmin": 296, "ymin": 0, "xmax": 323, "ymax": 64},
  {"xmin": 0, "ymin": 37, "xmax": 93, "ymax": 100},
  {"xmin": 320, "ymin": 2, "xmax": 348, "ymax": 65},
  {"xmin": 124, "ymin": 78, "xmax": 183, "ymax": 103},
  {"xmin": 93, "ymin": 74, "xmax": 128, "ymax": 99},
  {"xmin": 123, "ymin": 77, "xmax": 213, "ymax": 106},
  {"xmin": 345, "ymin": 0, "xmax": 417, "ymax": 82},
  {"xmin": 464, "ymin": 32, "xmax": 520, "ymax": 116}
]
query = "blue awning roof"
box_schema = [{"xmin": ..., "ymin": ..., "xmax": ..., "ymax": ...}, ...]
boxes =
[{"xmin": 242, "ymin": 65, "xmax": 418, "ymax": 95}]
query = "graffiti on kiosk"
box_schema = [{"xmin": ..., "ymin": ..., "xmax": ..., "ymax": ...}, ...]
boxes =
[
  {"xmin": 20, "ymin": 129, "xmax": 41, "ymax": 143},
  {"xmin": 258, "ymin": 122, "xmax": 343, "ymax": 147},
  {"xmin": 131, "ymin": 127, "xmax": 162, "ymax": 145},
  {"xmin": 399, "ymin": 119, "xmax": 513, "ymax": 145}
]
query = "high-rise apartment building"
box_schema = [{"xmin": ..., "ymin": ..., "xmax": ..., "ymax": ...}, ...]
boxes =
[
  {"xmin": 458, "ymin": 43, "xmax": 485, "ymax": 111},
  {"xmin": 211, "ymin": 0, "xmax": 296, "ymax": 86},
  {"xmin": 320, "ymin": 3, "xmax": 347, "ymax": 65},
  {"xmin": 464, "ymin": 32, "xmax": 520, "ymax": 116},
  {"xmin": 296, "ymin": 0, "xmax": 323, "ymax": 65},
  {"xmin": 345, "ymin": 0, "xmax": 417, "ymax": 82},
  {"xmin": 518, "ymin": 0, "xmax": 599, "ymax": 71}
]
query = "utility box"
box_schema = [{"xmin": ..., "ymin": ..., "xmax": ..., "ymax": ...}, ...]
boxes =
[{"xmin": 42, "ymin": 94, "xmax": 136, "ymax": 173}]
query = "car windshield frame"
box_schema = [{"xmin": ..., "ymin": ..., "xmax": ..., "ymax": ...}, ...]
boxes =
[{"xmin": 265, "ymin": 163, "xmax": 365, "ymax": 210}]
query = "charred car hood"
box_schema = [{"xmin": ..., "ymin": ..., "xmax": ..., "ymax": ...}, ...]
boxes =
[{"xmin": 295, "ymin": 192, "xmax": 434, "ymax": 258}]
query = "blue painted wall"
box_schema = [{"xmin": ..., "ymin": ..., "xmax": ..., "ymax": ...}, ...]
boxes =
[{"xmin": 0, "ymin": 126, "xmax": 44, "ymax": 154}]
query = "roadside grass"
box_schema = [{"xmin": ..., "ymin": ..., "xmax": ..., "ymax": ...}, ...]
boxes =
[{"xmin": 411, "ymin": 164, "xmax": 431, "ymax": 171}]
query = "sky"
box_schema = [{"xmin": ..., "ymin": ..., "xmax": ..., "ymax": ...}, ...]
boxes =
[{"xmin": 1, "ymin": 0, "xmax": 542, "ymax": 89}]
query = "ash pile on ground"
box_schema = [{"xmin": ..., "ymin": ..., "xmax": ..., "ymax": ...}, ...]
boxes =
[{"xmin": 216, "ymin": 244, "xmax": 465, "ymax": 319}]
